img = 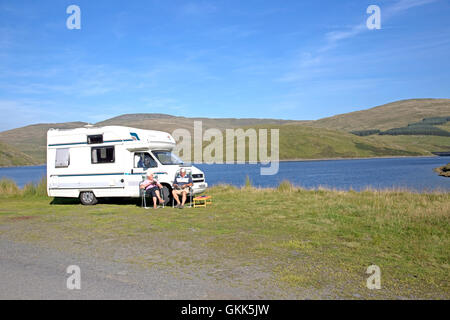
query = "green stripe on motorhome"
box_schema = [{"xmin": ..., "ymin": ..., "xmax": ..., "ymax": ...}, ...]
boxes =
[
  {"xmin": 48, "ymin": 139, "xmax": 134, "ymax": 147},
  {"xmin": 51, "ymin": 173, "xmax": 125, "ymax": 177}
]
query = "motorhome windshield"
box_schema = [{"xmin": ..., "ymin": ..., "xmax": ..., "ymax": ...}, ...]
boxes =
[{"xmin": 152, "ymin": 151, "xmax": 183, "ymax": 165}]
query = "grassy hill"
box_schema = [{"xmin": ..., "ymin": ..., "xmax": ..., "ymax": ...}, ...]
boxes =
[
  {"xmin": 367, "ymin": 135, "xmax": 450, "ymax": 154},
  {"xmin": 0, "ymin": 141, "xmax": 39, "ymax": 167},
  {"xmin": 239, "ymin": 124, "xmax": 423, "ymax": 160},
  {"xmin": 97, "ymin": 113, "xmax": 296, "ymax": 132},
  {"xmin": 0, "ymin": 99, "xmax": 449, "ymax": 166},
  {"xmin": 0, "ymin": 116, "xmax": 298, "ymax": 165},
  {"xmin": 311, "ymin": 99, "xmax": 450, "ymax": 131},
  {"xmin": 0, "ymin": 122, "xmax": 87, "ymax": 164}
]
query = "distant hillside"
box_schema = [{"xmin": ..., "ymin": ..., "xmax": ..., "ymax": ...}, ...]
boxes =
[
  {"xmin": 242, "ymin": 124, "xmax": 424, "ymax": 160},
  {"xmin": 0, "ymin": 116, "xmax": 296, "ymax": 165},
  {"xmin": 0, "ymin": 99, "xmax": 449, "ymax": 167},
  {"xmin": 311, "ymin": 99, "xmax": 450, "ymax": 131},
  {"xmin": 0, "ymin": 122, "xmax": 87, "ymax": 164},
  {"xmin": 0, "ymin": 141, "xmax": 39, "ymax": 167},
  {"xmin": 96, "ymin": 113, "xmax": 296, "ymax": 132}
]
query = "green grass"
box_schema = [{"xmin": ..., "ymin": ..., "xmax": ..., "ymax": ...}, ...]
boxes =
[{"xmin": 0, "ymin": 180, "xmax": 448, "ymax": 299}]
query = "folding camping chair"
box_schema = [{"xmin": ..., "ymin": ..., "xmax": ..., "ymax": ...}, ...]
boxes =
[
  {"xmin": 172, "ymin": 169, "xmax": 193, "ymax": 208},
  {"xmin": 140, "ymin": 174, "xmax": 165, "ymax": 209}
]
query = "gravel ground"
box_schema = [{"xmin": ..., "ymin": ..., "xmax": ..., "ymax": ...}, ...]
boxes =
[{"xmin": 0, "ymin": 239, "xmax": 320, "ymax": 299}]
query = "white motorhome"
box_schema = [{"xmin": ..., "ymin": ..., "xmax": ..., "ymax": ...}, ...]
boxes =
[{"xmin": 47, "ymin": 125, "xmax": 207, "ymax": 205}]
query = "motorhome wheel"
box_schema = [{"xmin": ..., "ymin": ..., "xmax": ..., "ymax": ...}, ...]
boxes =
[{"xmin": 79, "ymin": 191, "xmax": 98, "ymax": 205}]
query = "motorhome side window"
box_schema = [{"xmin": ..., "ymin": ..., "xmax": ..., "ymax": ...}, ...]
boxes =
[
  {"xmin": 134, "ymin": 152, "xmax": 157, "ymax": 168},
  {"xmin": 55, "ymin": 148, "xmax": 70, "ymax": 168},
  {"xmin": 91, "ymin": 146, "xmax": 115, "ymax": 164},
  {"xmin": 87, "ymin": 134, "xmax": 103, "ymax": 144}
]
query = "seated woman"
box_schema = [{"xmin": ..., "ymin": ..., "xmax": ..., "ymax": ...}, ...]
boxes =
[{"xmin": 140, "ymin": 173, "xmax": 164, "ymax": 209}]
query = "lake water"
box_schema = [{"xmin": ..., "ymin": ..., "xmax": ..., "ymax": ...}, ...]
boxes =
[{"xmin": 0, "ymin": 157, "xmax": 449, "ymax": 192}]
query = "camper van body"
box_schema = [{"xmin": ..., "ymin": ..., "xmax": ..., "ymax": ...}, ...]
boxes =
[{"xmin": 46, "ymin": 125, "xmax": 207, "ymax": 204}]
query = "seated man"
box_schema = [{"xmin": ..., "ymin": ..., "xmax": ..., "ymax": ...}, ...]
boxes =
[
  {"xmin": 172, "ymin": 168, "xmax": 193, "ymax": 209},
  {"xmin": 140, "ymin": 173, "xmax": 164, "ymax": 209}
]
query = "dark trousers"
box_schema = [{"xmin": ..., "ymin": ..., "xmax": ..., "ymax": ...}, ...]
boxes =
[{"xmin": 145, "ymin": 186, "xmax": 159, "ymax": 198}]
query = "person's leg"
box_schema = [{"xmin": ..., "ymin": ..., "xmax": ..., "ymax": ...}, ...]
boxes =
[
  {"xmin": 155, "ymin": 189, "xmax": 163, "ymax": 204},
  {"xmin": 181, "ymin": 191, "xmax": 187, "ymax": 206},
  {"xmin": 144, "ymin": 189, "xmax": 153, "ymax": 209},
  {"xmin": 149, "ymin": 188, "xmax": 158, "ymax": 209},
  {"xmin": 172, "ymin": 190, "xmax": 181, "ymax": 206}
]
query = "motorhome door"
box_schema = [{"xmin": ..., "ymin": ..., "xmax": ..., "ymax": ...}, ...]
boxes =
[{"xmin": 133, "ymin": 151, "xmax": 158, "ymax": 175}]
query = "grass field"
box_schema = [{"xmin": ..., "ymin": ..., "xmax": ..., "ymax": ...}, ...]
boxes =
[{"xmin": 0, "ymin": 179, "xmax": 448, "ymax": 299}]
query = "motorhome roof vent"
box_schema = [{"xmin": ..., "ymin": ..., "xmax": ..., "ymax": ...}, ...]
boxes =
[
  {"xmin": 87, "ymin": 134, "xmax": 103, "ymax": 144},
  {"xmin": 84, "ymin": 124, "xmax": 94, "ymax": 128}
]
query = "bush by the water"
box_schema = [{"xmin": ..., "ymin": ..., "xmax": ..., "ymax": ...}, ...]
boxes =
[
  {"xmin": 277, "ymin": 180, "xmax": 296, "ymax": 192},
  {"xmin": 0, "ymin": 178, "xmax": 21, "ymax": 195},
  {"xmin": 0, "ymin": 177, "xmax": 47, "ymax": 197}
]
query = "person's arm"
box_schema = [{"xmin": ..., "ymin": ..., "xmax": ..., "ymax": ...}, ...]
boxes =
[
  {"xmin": 182, "ymin": 176, "xmax": 193, "ymax": 189},
  {"xmin": 156, "ymin": 181, "xmax": 163, "ymax": 189},
  {"xmin": 173, "ymin": 176, "xmax": 179, "ymax": 188},
  {"xmin": 140, "ymin": 180, "xmax": 149, "ymax": 189}
]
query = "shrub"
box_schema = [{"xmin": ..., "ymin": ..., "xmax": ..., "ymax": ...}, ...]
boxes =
[
  {"xmin": 22, "ymin": 182, "xmax": 37, "ymax": 196},
  {"xmin": 0, "ymin": 177, "xmax": 47, "ymax": 197},
  {"xmin": 244, "ymin": 175, "xmax": 253, "ymax": 188},
  {"xmin": 35, "ymin": 177, "xmax": 47, "ymax": 197},
  {"xmin": 0, "ymin": 178, "xmax": 21, "ymax": 196},
  {"xmin": 277, "ymin": 180, "xmax": 295, "ymax": 192}
]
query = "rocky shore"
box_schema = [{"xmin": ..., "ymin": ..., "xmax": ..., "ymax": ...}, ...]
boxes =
[{"xmin": 434, "ymin": 163, "xmax": 450, "ymax": 177}]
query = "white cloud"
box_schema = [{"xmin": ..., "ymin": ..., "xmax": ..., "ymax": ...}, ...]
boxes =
[
  {"xmin": 387, "ymin": 0, "xmax": 438, "ymax": 15},
  {"xmin": 277, "ymin": 0, "xmax": 440, "ymax": 83}
]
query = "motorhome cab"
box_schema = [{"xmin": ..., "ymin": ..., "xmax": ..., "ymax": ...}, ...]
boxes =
[{"xmin": 47, "ymin": 125, "xmax": 207, "ymax": 205}]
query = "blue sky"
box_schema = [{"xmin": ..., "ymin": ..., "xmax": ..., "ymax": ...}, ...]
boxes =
[{"xmin": 0, "ymin": 0, "xmax": 449, "ymax": 131}]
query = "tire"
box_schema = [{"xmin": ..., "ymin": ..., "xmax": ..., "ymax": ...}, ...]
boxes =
[
  {"xmin": 79, "ymin": 191, "xmax": 98, "ymax": 205},
  {"xmin": 160, "ymin": 185, "xmax": 172, "ymax": 206}
]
